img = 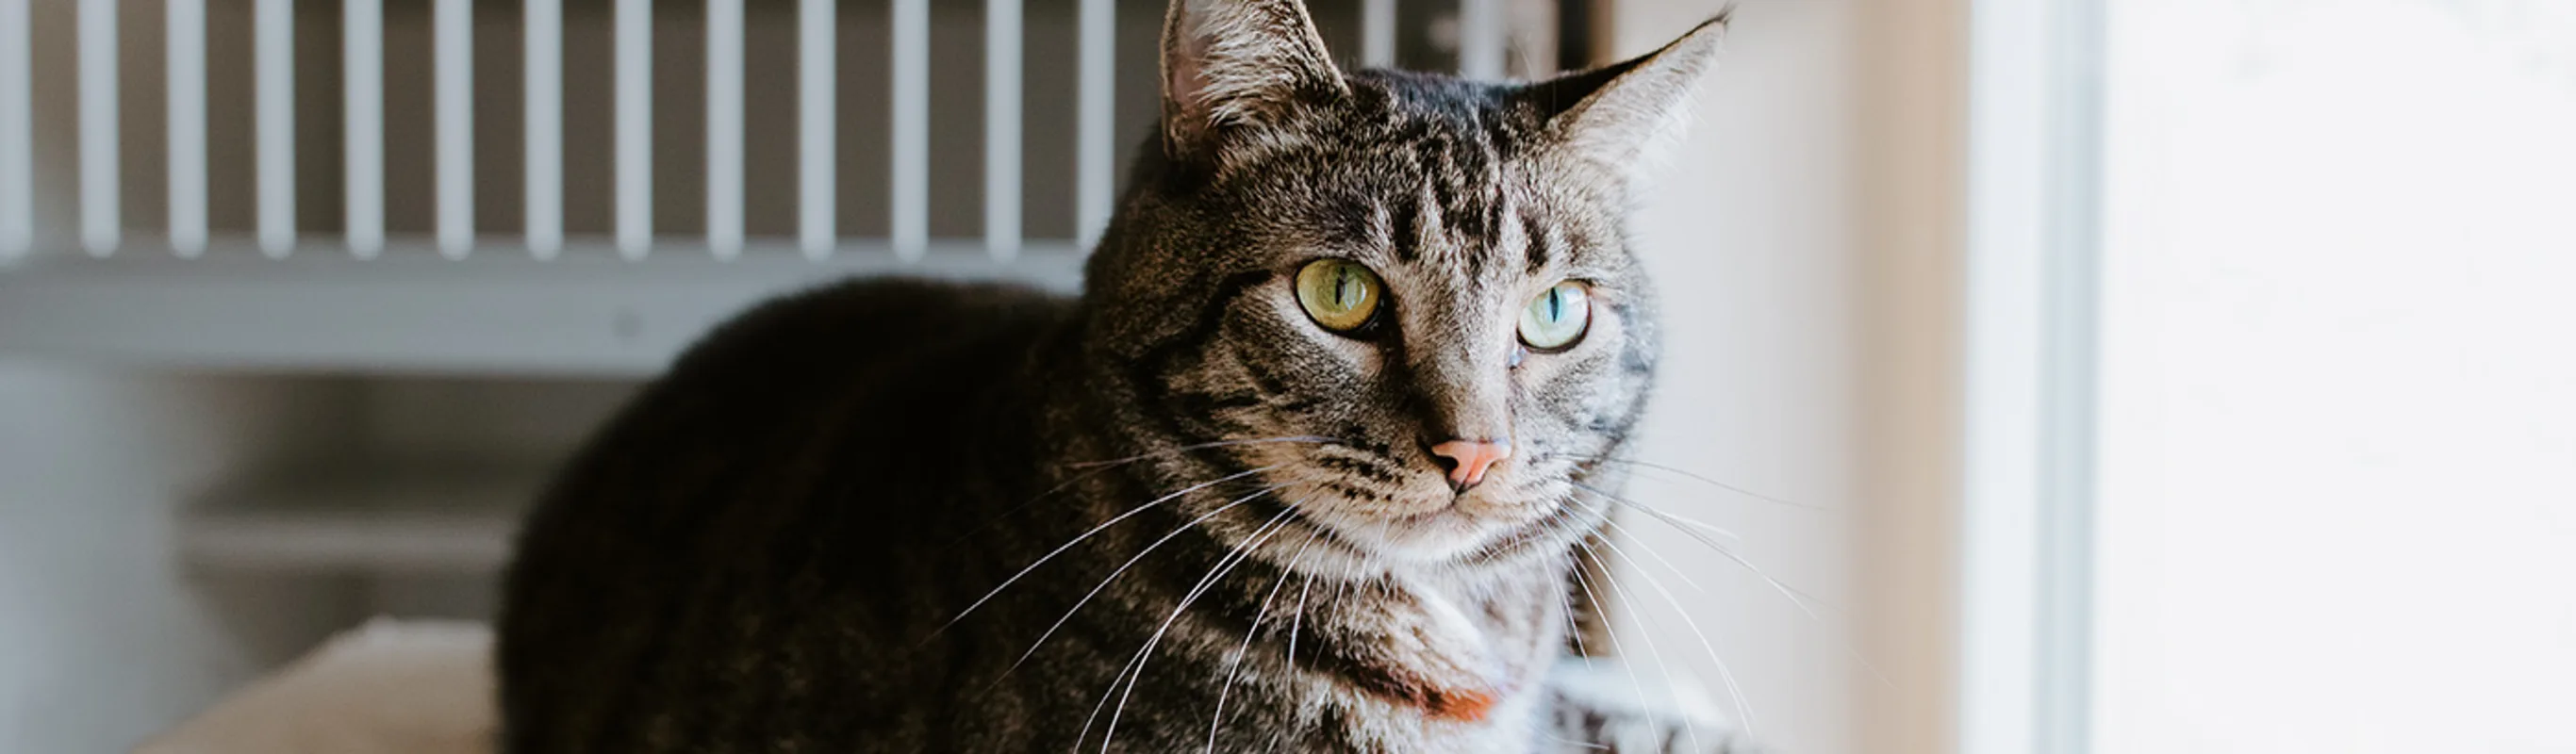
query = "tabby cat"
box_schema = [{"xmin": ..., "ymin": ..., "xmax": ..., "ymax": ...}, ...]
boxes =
[{"xmin": 497, "ymin": 1, "xmax": 1745, "ymax": 751}]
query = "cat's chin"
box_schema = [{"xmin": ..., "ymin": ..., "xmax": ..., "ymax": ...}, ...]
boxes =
[{"xmin": 1321, "ymin": 507, "xmax": 1523, "ymax": 566}]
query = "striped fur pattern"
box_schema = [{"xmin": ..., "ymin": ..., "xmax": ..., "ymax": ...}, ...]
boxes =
[{"xmin": 497, "ymin": 2, "xmax": 1740, "ymax": 751}]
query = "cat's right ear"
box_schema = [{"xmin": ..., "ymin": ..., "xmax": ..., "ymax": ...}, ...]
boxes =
[
  {"xmin": 1524, "ymin": 12, "xmax": 1730, "ymax": 191},
  {"xmin": 1160, "ymin": 0, "xmax": 1348, "ymax": 166}
]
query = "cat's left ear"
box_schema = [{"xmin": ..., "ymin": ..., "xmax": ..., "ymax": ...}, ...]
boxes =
[
  {"xmin": 1523, "ymin": 12, "xmax": 1730, "ymax": 189},
  {"xmin": 1160, "ymin": 0, "xmax": 1349, "ymax": 166}
]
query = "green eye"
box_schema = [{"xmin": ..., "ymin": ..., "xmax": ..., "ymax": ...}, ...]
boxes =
[
  {"xmin": 1295, "ymin": 259, "xmax": 1384, "ymax": 333},
  {"xmin": 1518, "ymin": 281, "xmax": 1593, "ymax": 351}
]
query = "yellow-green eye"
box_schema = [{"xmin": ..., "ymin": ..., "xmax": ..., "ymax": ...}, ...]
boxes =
[
  {"xmin": 1518, "ymin": 281, "xmax": 1592, "ymax": 351},
  {"xmin": 1295, "ymin": 259, "xmax": 1384, "ymax": 333}
]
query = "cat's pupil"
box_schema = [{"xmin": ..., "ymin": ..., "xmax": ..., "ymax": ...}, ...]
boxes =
[
  {"xmin": 1544, "ymin": 290, "xmax": 1561, "ymax": 321},
  {"xmin": 1335, "ymin": 270, "xmax": 1359, "ymax": 307}
]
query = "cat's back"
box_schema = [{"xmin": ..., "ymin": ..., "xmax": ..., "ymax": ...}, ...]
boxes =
[
  {"xmin": 497, "ymin": 277, "xmax": 1074, "ymax": 753},
  {"xmin": 550, "ymin": 276, "xmax": 1072, "ymax": 512},
  {"xmin": 667, "ymin": 276, "xmax": 1070, "ymax": 399}
]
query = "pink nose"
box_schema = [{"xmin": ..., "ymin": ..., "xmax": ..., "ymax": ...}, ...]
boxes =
[{"xmin": 1428, "ymin": 439, "xmax": 1512, "ymax": 489}]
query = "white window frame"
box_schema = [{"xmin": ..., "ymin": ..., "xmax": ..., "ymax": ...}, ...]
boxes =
[{"xmin": 1958, "ymin": 0, "xmax": 2105, "ymax": 752}]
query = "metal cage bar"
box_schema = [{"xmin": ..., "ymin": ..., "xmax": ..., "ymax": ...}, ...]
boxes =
[
  {"xmin": 525, "ymin": 0, "xmax": 562, "ymax": 258},
  {"xmin": 436, "ymin": 0, "xmax": 474, "ymax": 258},
  {"xmin": 1076, "ymin": 0, "xmax": 1114, "ymax": 247},
  {"xmin": 2, "ymin": 0, "xmax": 35, "ymax": 259},
  {"xmin": 255, "ymin": 0, "xmax": 294, "ymax": 257},
  {"xmin": 890, "ymin": 0, "xmax": 929, "ymax": 261},
  {"xmin": 168, "ymin": 0, "xmax": 208, "ymax": 257},
  {"xmin": 345, "ymin": 0, "xmax": 385, "ymax": 258},
  {"xmin": 798, "ymin": 0, "xmax": 835, "ymax": 259},
  {"xmin": 1364, "ymin": 0, "xmax": 1396, "ymax": 67},
  {"xmin": 615, "ymin": 0, "xmax": 652, "ymax": 258},
  {"xmin": 1459, "ymin": 0, "xmax": 1504, "ymax": 78},
  {"xmin": 77, "ymin": 0, "xmax": 117, "ymax": 256},
  {"xmin": 985, "ymin": 0, "xmax": 1022, "ymax": 260},
  {"xmin": 707, "ymin": 0, "xmax": 745, "ymax": 260}
]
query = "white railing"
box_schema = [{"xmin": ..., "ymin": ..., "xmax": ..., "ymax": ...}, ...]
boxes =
[
  {"xmin": 0, "ymin": 0, "xmax": 1553, "ymax": 373},
  {"xmin": 2, "ymin": 0, "xmax": 1135, "ymax": 262},
  {"xmin": 0, "ymin": 0, "xmax": 1546, "ymax": 266}
]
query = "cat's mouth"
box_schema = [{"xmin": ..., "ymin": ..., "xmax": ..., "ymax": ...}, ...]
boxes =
[
  {"xmin": 1234, "ymin": 444, "xmax": 1572, "ymax": 565},
  {"xmin": 1291, "ymin": 481, "xmax": 1556, "ymax": 565}
]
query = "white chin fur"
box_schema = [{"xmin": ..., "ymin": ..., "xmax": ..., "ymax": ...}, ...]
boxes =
[{"xmin": 1320, "ymin": 507, "xmax": 1518, "ymax": 564}]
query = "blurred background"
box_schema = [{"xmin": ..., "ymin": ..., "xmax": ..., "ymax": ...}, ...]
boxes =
[{"xmin": 1, "ymin": 0, "xmax": 2570, "ymax": 753}]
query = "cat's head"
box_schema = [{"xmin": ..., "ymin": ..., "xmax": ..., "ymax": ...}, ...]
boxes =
[{"xmin": 1080, "ymin": 0, "xmax": 1725, "ymax": 570}]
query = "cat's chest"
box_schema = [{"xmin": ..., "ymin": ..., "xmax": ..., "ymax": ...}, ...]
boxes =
[
  {"xmin": 1315, "ymin": 575, "xmax": 1567, "ymax": 752},
  {"xmin": 1318, "ymin": 665, "xmax": 1557, "ymax": 754}
]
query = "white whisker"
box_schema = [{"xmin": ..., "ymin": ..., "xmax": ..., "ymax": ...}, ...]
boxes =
[
  {"xmin": 1208, "ymin": 530, "xmax": 1320, "ymax": 752},
  {"xmin": 933, "ymin": 465, "xmax": 1282, "ymax": 643},
  {"xmin": 1593, "ymin": 515, "xmax": 1709, "ymax": 593},
  {"xmin": 999, "ymin": 482, "xmax": 1292, "ymax": 687},
  {"xmin": 1535, "ymin": 505, "xmax": 1597, "ymax": 659},
  {"xmin": 1586, "ymin": 535, "xmax": 1755, "ymax": 737},
  {"xmin": 1093, "ymin": 504, "xmax": 1303, "ymax": 753},
  {"xmin": 1065, "ymin": 435, "xmax": 1337, "ymax": 468},
  {"xmin": 1590, "ymin": 485, "xmax": 1896, "ymax": 690},
  {"xmin": 1572, "ymin": 455, "xmax": 1824, "ymax": 512},
  {"xmin": 1575, "ymin": 542, "xmax": 1705, "ymax": 751},
  {"xmin": 949, "ymin": 439, "xmax": 1327, "ymax": 551},
  {"xmin": 1288, "ymin": 569, "xmax": 1313, "ymax": 669},
  {"xmin": 1582, "ymin": 484, "xmax": 1841, "ymax": 622},
  {"xmin": 1562, "ymin": 548, "xmax": 1659, "ymax": 749},
  {"xmin": 1572, "ymin": 480, "xmax": 1742, "ymax": 541}
]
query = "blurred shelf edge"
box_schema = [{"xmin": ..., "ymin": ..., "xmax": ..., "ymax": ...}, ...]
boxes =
[
  {"xmin": 0, "ymin": 236, "xmax": 1089, "ymax": 377},
  {"xmin": 181, "ymin": 470, "xmax": 548, "ymax": 574}
]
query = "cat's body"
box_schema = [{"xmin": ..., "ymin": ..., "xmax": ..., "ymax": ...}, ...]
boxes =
[
  {"xmin": 499, "ymin": 2, "xmax": 1746, "ymax": 751},
  {"xmin": 501, "ymin": 279, "xmax": 1568, "ymax": 751}
]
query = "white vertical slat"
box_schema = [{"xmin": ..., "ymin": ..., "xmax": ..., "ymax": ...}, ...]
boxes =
[
  {"xmin": 890, "ymin": 0, "xmax": 927, "ymax": 261},
  {"xmin": 255, "ymin": 0, "xmax": 293, "ymax": 257},
  {"xmin": 1457, "ymin": 0, "xmax": 1503, "ymax": 79},
  {"xmin": 168, "ymin": 0, "xmax": 207, "ymax": 256},
  {"xmin": 434, "ymin": 0, "xmax": 472, "ymax": 258},
  {"xmin": 705, "ymin": 0, "xmax": 743, "ymax": 259},
  {"xmin": 344, "ymin": 0, "xmax": 384, "ymax": 257},
  {"xmin": 615, "ymin": 0, "xmax": 651, "ymax": 259},
  {"xmin": 797, "ymin": 0, "xmax": 835, "ymax": 259},
  {"xmin": 524, "ymin": 0, "xmax": 561, "ymax": 258},
  {"xmin": 76, "ymin": 0, "xmax": 117, "ymax": 256},
  {"xmin": 1363, "ymin": 0, "xmax": 1396, "ymax": 67},
  {"xmin": 0, "ymin": 0, "xmax": 32, "ymax": 259},
  {"xmin": 984, "ymin": 0, "xmax": 1019, "ymax": 260},
  {"xmin": 1076, "ymin": 0, "xmax": 1113, "ymax": 247}
]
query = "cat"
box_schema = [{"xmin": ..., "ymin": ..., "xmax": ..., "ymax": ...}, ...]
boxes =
[{"xmin": 496, "ymin": 1, "xmax": 1745, "ymax": 751}]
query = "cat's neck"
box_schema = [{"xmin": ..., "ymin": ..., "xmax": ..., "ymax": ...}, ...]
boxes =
[{"xmin": 1306, "ymin": 551, "xmax": 1575, "ymax": 729}]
